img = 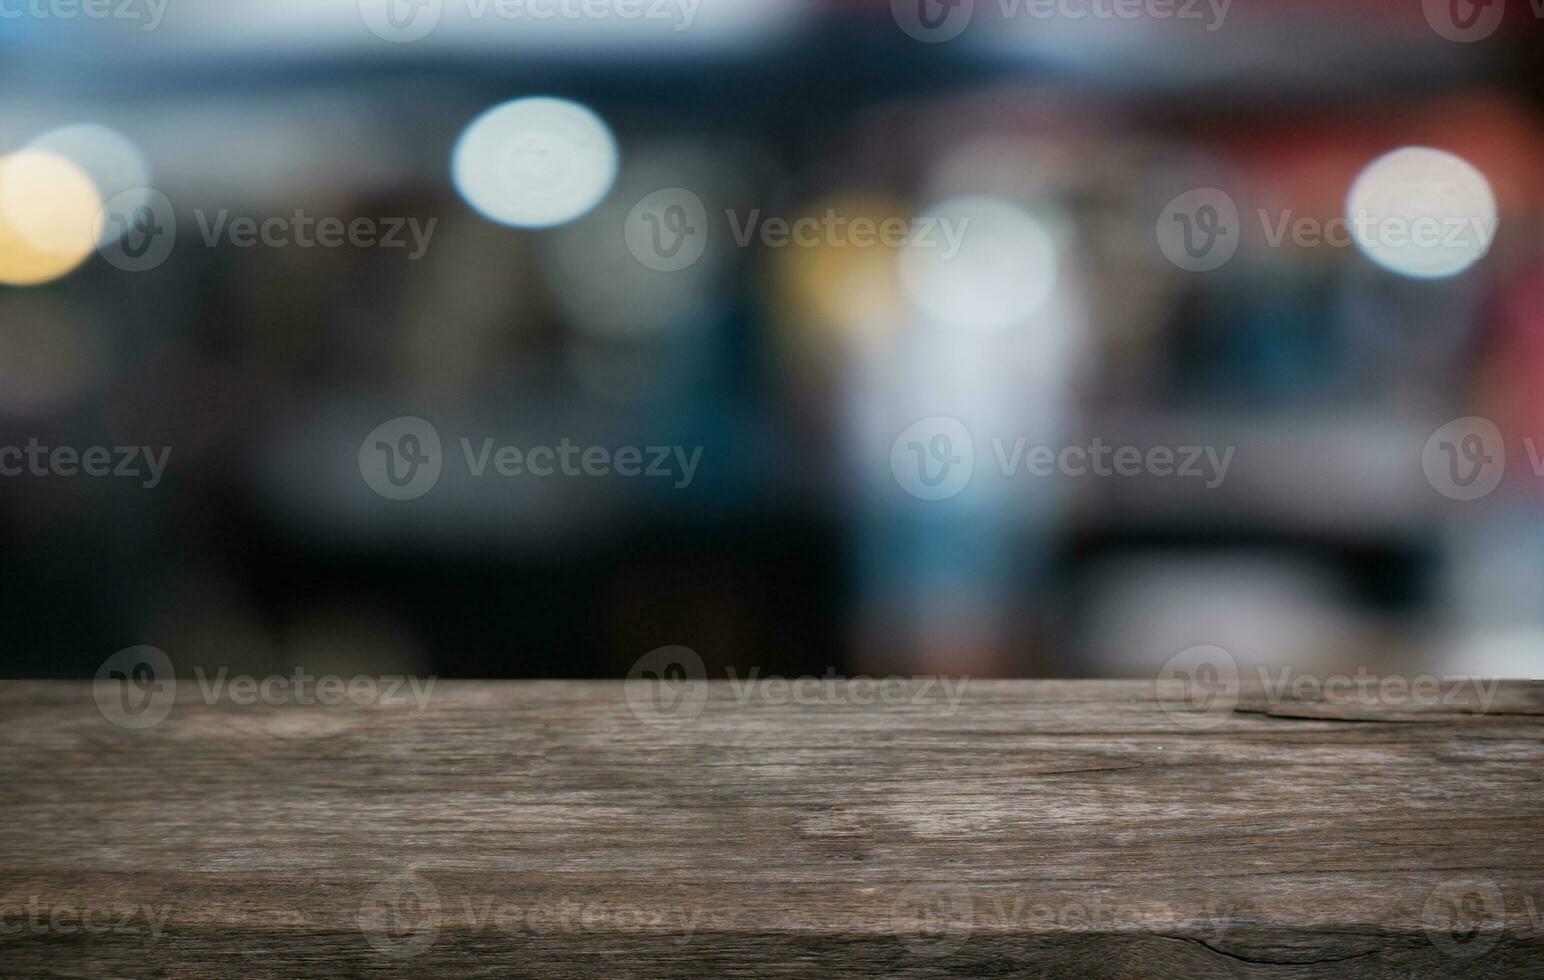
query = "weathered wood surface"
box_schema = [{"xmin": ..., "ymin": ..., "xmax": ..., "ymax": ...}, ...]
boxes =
[{"xmin": 2, "ymin": 679, "xmax": 1542, "ymax": 978}]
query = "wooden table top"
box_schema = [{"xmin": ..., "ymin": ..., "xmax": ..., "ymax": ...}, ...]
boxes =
[{"xmin": 2, "ymin": 678, "xmax": 1542, "ymax": 977}]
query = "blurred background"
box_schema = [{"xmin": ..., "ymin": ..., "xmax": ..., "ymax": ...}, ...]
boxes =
[{"xmin": 2, "ymin": 0, "xmax": 1543, "ymax": 682}]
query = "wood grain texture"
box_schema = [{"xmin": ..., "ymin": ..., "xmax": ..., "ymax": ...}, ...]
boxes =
[{"xmin": 1, "ymin": 679, "xmax": 1542, "ymax": 978}]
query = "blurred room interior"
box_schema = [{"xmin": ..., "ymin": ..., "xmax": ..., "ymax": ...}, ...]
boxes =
[{"xmin": 2, "ymin": 0, "xmax": 1542, "ymax": 683}]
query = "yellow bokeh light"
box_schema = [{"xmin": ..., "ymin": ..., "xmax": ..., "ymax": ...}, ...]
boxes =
[
  {"xmin": 0, "ymin": 150, "xmax": 104, "ymax": 287},
  {"xmin": 773, "ymin": 193, "xmax": 911, "ymax": 351}
]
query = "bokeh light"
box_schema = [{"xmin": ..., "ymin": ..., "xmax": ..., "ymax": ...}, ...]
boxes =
[
  {"xmin": 774, "ymin": 193, "xmax": 910, "ymax": 351},
  {"xmin": 1346, "ymin": 146, "xmax": 1497, "ymax": 279},
  {"xmin": 0, "ymin": 150, "xmax": 104, "ymax": 286},
  {"xmin": 23, "ymin": 124, "xmax": 150, "ymax": 247},
  {"xmin": 897, "ymin": 195, "xmax": 1058, "ymax": 333},
  {"xmin": 452, "ymin": 97, "xmax": 618, "ymax": 229}
]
